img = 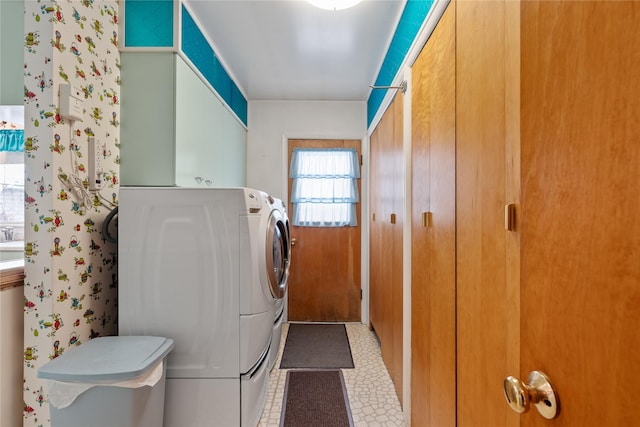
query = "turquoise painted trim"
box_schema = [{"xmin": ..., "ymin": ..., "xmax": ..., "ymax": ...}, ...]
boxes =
[
  {"xmin": 367, "ymin": 0, "xmax": 434, "ymax": 126},
  {"xmin": 124, "ymin": 0, "xmax": 174, "ymax": 47},
  {"xmin": 181, "ymin": 7, "xmax": 215, "ymax": 82},
  {"xmin": 213, "ymin": 56, "xmax": 232, "ymax": 103},
  {"xmin": 181, "ymin": 5, "xmax": 248, "ymax": 126},
  {"xmin": 230, "ymin": 81, "xmax": 248, "ymax": 125}
]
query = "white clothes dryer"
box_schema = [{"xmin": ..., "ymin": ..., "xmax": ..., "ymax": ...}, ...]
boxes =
[
  {"xmin": 267, "ymin": 197, "xmax": 290, "ymax": 370},
  {"xmin": 269, "ymin": 296, "xmax": 286, "ymax": 370},
  {"xmin": 118, "ymin": 187, "xmax": 290, "ymax": 427}
]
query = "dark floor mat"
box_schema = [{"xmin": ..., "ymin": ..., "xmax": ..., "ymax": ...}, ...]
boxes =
[
  {"xmin": 279, "ymin": 323, "xmax": 354, "ymax": 369},
  {"xmin": 280, "ymin": 370, "xmax": 354, "ymax": 427}
]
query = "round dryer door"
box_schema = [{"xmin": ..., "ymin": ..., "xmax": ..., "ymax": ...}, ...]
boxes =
[{"xmin": 266, "ymin": 210, "xmax": 290, "ymax": 299}]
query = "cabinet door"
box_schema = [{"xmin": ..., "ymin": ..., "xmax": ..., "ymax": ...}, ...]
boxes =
[
  {"xmin": 175, "ymin": 56, "xmax": 247, "ymax": 188},
  {"xmin": 120, "ymin": 52, "xmax": 176, "ymax": 186},
  {"xmin": 175, "ymin": 55, "xmax": 216, "ymax": 187},
  {"xmin": 120, "ymin": 53, "xmax": 246, "ymax": 187},
  {"xmin": 411, "ymin": 2, "xmax": 456, "ymax": 425}
]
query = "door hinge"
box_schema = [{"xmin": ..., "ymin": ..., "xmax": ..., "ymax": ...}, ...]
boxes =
[
  {"xmin": 360, "ymin": 154, "xmax": 363, "ymax": 166},
  {"xmin": 360, "ymin": 289, "xmax": 363, "ymax": 300}
]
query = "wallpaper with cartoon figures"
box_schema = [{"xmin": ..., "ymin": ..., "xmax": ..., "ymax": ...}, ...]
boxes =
[{"xmin": 23, "ymin": 1, "xmax": 120, "ymax": 425}]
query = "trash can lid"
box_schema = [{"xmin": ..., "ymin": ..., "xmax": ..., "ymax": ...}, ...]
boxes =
[{"xmin": 37, "ymin": 336, "xmax": 174, "ymax": 383}]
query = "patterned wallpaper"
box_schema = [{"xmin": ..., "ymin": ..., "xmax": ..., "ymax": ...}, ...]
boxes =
[{"xmin": 22, "ymin": 1, "xmax": 120, "ymax": 425}]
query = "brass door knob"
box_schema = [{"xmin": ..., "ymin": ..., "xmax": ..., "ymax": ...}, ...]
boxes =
[
  {"xmin": 290, "ymin": 238, "xmax": 296, "ymax": 247},
  {"xmin": 503, "ymin": 371, "xmax": 559, "ymax": 419}
]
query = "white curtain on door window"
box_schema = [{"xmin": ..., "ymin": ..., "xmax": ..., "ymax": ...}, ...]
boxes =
[{"xmin": 289, "ymin": 148, "xmax": 360, "ymax": 227}]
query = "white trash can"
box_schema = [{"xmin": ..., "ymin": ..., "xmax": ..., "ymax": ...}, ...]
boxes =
[{"xmin": 38, "ymin": 336, "xmax": 174, "ymax": 427}]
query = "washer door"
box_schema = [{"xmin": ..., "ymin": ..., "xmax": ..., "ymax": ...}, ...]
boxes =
[{"xmin": 266, "ymin": 209, "xmax": 290, "ymax": 299}]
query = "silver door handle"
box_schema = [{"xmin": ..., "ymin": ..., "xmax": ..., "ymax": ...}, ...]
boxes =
[{"xmin": 503, "ymin": 371, "xmax": 559, "ymax": 419}]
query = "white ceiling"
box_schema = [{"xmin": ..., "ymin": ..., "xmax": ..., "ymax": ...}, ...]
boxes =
[{"xmin": 183, "ymin": 0, "xmax": 406, "ymax": 102}]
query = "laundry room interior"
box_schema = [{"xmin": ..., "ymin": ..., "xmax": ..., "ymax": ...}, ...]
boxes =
[{"xmin": 1, "ymin": 0, "xmax": 638, "ymax": 426}]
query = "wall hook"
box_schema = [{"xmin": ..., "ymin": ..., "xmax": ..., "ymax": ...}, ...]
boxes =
[{"xmin": 369, "ymin": 80, "xmax": 407, "ymax": 94}]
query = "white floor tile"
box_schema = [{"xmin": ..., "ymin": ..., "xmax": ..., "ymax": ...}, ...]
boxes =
[{"xmin": 258, "ymin": 322, "xmax": 405, "ymax": 426}]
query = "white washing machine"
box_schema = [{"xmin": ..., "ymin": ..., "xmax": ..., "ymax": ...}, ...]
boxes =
[
  {"xmin": 269, "ymin": 297, "xmax": 286, "ymax": 370},
  {"xmin": 118, "ymin": 187, "xmax": 290, "ymax": 427},
  {"xmin": 267, "ymin": 198, "xmax": 290, "ymax": 370}
]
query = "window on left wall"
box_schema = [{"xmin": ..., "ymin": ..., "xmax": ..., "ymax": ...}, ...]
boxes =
[{"xmin": 0, "ymin": 106, "xmax": 25, "ymax": 251}]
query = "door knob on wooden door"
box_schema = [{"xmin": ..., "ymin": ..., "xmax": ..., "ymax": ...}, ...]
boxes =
[
  {"xmin": 290, "ymin": 238, "xmax": 296, "ymax": 247},
  {"xmin": 503, "ymin": 371, "xmax": 559, "ymax": 419}
]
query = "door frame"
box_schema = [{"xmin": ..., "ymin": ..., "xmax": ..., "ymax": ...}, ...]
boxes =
[{"xmin": 281, "ymin": 133, "xmax": 369, "ymax": 324}]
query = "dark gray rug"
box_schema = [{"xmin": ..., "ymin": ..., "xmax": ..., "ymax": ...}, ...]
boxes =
[
  {"xmin": 280, "ymin": 323, "xmax": 354, "ymax": 369},
  {"xmin": 280, "ymin": 370, "xmax": 354, "ymax": 427}
]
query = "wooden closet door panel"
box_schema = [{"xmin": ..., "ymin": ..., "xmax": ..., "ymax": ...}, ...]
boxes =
[
  {"xmin": 391, "ymin": 93, "xmax": 404, "ymax": 405},
  {"xmin": 369, "ymin": 92, "xmax": 404, "ymax": 405},
  {"xmin": 380, "ymin": 105, "xmax": 393, "ymax": 367},
  {"xmin": 425, "ymin": 3, "xmax": 456, "ymax": 425},
  {"xmin": 370, "ymin": 99, "xmax": 394, "ymax": 368},
  {"xmin": 411, "ymin": 2, "xmax": 456, "ymax": 425},
  {"xmin": 411, "ymin": 23, "xmax": 433, "ymax": 426},
  {"xmin": 456, "ymin": 0, "xmax": 511, "ymax": 425},
  {"xmin": 369, "ymin": 122, "xmax": 384, "ymax": 332},
  {"xmin": 520, "ymin": 2, "xmax": 640, "ymax": 425}
]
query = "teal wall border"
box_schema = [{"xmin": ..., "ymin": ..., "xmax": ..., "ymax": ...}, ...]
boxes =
[
  {"xmin": 181, "ymin": 5, "xmax": 248, "ymax": 125},
  {"xmin": 124, "ymin": 0, "xmax": 174, "ymax": 47},
  {"xmin": 367, "ymin": 0, "xmax": 434, "ymax": 127}
]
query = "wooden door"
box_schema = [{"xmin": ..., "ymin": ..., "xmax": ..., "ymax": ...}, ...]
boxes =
[
  {"xmin": 519, "ymin": 1, "xmax": 640, "ymax": 425},
  {"xmin": 287, "ymin": 139, "xmax": 361, "ymax": 322},
  {"xmin": 411, "ymin": 2, "xmax": 456, "ymax": 426},
  {"xmin": 369, "ymin": 115, "xmax": 385, "ymax": 336},
  {"xmin": 389, "ymin": 89, "xmax": 404, "ymax": 404},
  {"xmin": 456, "ymin": 0, "xmax": 517, "ymax": 424},
  {"xmin": 369, "ymin": 93, "xmax": 404, "ymax": 404},
  {"xmin": 456, "ymin": 0, "xmax": 640, "ymax": 425},
  {"xmin": 369, "ymin": 101, "xmax": 388, "ymax": 348}
]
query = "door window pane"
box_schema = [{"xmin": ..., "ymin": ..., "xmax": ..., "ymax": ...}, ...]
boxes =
[{"xmin": 289, "ymin": 148, "xmax": 359, "ymax": 227}]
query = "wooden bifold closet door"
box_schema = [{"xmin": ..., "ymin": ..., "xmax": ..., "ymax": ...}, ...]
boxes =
[
  {"xmin": 411, "ymin": 1, "xmax": 640, "ymax": 426},
  {"xmin": 369, "ymin": 92, "xmax": 404, "ymax": 405},
  {"xmin": 455, "ymin": 1, "xmax": 640, "ymax": 426},
  {"xmin": 410, "ymin": 3, "xmax": 456, "ymax": 426}
]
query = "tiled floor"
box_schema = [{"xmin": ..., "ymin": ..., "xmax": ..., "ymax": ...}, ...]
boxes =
[{"xmin": 259, "ymin": 322, "xmax": 406, "ymax": 426}]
